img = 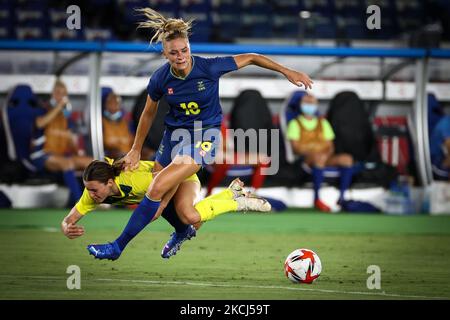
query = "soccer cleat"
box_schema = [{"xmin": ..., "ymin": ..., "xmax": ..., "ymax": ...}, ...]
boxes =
[
  {"xmin": 87, "ymin": 241, "xmax": 122, "ymax": 261},
  {"xmin": 314, "ymin": 199, "xmax": 331, "ymax": 212},
  {"xmin": 228, "ymin": 178, "xmax": 245, "ymax": 199},
  {"xmin": 236, "ymin": 192, "xmax": 271, "ymax": 212},
  {"xmin": 161, "ymin": 225, "xmax": 197, "ymax": 259}
]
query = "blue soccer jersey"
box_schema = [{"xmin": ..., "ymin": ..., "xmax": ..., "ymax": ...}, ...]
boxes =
[{"xmin": 147, "ymin": 55, "xmax": 238, "ymax": 129}]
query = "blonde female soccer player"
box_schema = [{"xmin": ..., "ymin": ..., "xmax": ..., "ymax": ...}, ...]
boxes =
[
  {"xmin": 62, "ymin": 159, "xmax": 270, "ymax": 260},
  {"xmin": 89, "ymin": 8, "xmax": 311, "ymax": 259}
]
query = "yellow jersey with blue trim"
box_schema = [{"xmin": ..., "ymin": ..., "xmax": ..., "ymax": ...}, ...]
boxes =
[{"xmin": 75, "ymin": 160, "xmax": 200, "ymax": 215}]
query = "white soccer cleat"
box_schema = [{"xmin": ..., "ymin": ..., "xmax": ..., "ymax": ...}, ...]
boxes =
[
  {"xmin": 228, "ymin": 178, "xmax": 245, "ymax": 199},
  {"xmin": 236, "ymin": 192, "xmax": 271, "ymax": 212}
]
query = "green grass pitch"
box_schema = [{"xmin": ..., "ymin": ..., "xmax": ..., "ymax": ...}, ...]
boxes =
[{"xmin": 0, "ymin": 208, "xmax": 449, "ymax": 300}]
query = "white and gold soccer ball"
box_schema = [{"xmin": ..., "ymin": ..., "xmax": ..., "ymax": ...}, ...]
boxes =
[{"xmin": 284, "ymin": 248, "xmax": 322, "ymax": 284}]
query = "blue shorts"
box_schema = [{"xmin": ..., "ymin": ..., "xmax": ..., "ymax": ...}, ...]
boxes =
[{"xmin": 155, "ymin": 125, "xmax": 221, "ymax": 168}]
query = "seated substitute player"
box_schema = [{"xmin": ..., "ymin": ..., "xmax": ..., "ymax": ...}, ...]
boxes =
[
  {"xmin": 102, "ymin": 89, "xmax": 134, "ymax": 159},
  {"xmin": 61, "ymin": 158, "xmax": 271, "ymax": 260},
  {"xmin": 287, "ymin": 92, "xmax": 354, "ymax": 212},
  {"xmin": 32, "ymin": 80, "xmax": 91, "ymax": 206}
]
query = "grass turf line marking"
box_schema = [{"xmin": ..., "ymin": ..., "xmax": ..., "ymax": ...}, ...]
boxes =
[{"xmin": 0, "ymin": 275, "xmax": 448, "ymax": 300}]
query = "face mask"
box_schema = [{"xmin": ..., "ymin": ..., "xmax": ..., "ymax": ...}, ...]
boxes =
[
  {"xmin": 103, "ymin": 110, "xmax": 123, "ymax": 121},
  {"xmin": 63, "ymin": 109, "xmax": 72, "ymax": 118},
  {"xmin": 301, "ymin": 103, "xmax": 318, "ymax": 116},
  {"xmin": 51, "ymin": 97, "xmax": 71, "ymax": 118},
  {"xmin": 63, "ymin": 101, "xmax": 72, "ymax": 118}
]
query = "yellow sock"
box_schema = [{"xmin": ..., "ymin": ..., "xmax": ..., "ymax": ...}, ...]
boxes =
[
  {"xmin": 207, "ymin": 188, "xmax": 234, "ymax": 201},
  {"xmin": 194, "ymin": 198, "xmax": 238, "ymax": 222}
]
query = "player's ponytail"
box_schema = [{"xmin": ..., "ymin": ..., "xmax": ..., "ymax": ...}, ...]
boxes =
[
  {"xmin": 136, "ymin": 8, "xmax": 193, "ymax": 44},
  {"xmin": 111, "ymin": 158, "xmax": 125, "ymax": 176},
  {"xmin": 83, "ymin": 160, "xmax": 122, "ymax": 184}
]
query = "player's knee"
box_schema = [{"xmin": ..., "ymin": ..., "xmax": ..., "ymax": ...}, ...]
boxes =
[
  {"xmin": 341, "ymin": 154, "xmax": 354, "ymax": 167},
  {"xmin": 55, "ymin": 158, "xmax": 74, "ymax": 171},
  {"xmin": 175, "ymin": 204, "xmax": 198, "ymax": 225},
  {"xmin": 147, "ymin": 181, "xmax": 166, "ymax": 200},
  {"xmin": 178, "ymin": 213, "xmax": 197, "ymax": 225},
  {"xmin": 311, "ymin": 154, "xmax": 326, "ymax": 167},
  {"xmin": 175, "ymin": 209, "xmax": 196, "ymax": 225},
  {"xmin": 184, "ymin": 214, "xmax": 199, "ymax": 225}
]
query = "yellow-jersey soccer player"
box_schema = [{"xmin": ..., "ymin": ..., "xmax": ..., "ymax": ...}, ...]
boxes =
[{"xmin": 61, "ymin": 158, "xmax": 271, "ymax": 259}]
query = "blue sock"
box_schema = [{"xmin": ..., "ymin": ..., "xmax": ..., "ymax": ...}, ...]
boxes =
[
  {"xmin": 115, "ymin": 196, "xmax": 160, "ymax": 251},
  {"xmin": 161, "ymin": 200, "xmax": 189, "ymax": 233},
  {"xmin": 62, "ymin": 170, "xmax": 82, "ymax": 206},
  {"xmin": 339, "ymin": 167, "xmax": 354, "ymax": 203},
  {"xmin": 312, "ymin": 167, "xmax": 324, "ymax": 201}
]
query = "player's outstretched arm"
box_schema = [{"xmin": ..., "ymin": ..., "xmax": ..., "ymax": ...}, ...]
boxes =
[
  {"xmin": 233, "ymin": 53, "xmax": 313, "ymax": 90},
  {"xmin": 123, "ymin": 95, "xmax": 159, "ymax": 171},
  {"xmin": 61, "ymin": 206, "xmax": 85, "ymax": 239}
]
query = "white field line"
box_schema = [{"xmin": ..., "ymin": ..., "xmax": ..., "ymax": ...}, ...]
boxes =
[{"xmin": 0, "ymin": 275, "xmax": 448, "ymax": 300}]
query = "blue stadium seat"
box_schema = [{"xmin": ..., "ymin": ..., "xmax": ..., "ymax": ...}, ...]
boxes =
[
  {"xmin": 84, "ymin": 28, "xmax": 114, "ymax": 41},
  {"xmin": 14, "ymin": 2, "xmax": 49, "ymax": 40},
  {"xmin": 364, "ymin": 0, "xmax": 394, "ymax": 10},
  {"xmin": 15, "ymin": 0, "xmax": 48, "ymax": 11},
  {"xmin": 303, "ymin": 0, "xmax": 335, "ymax": 15},
  {"xmin": 272, "ymin": 13, "xmax": 300, "ymax": 38},
  {"xmin": 180, "ymin": 11, "xmax": 212, "ymax": 42},
  {"xmin": 0, "ymin": 26, "xmax": 14, "ymax": 40},
  {"xmin": 3, "ymin": 84, "xmax": 41, "ymax": 164},
  {"xmin": 212, "ymin": 12, "xmax": 241, "ymax": 41},
  {"xmin": 240, "ymin": 12, "xmax": 272, "ymax": 38},
  {"xmin": 427, "ymin": 93, "xmax": 445, "ymax": 137},
  {"xmin": 313, "ymin": 13, "xmax": 337, "ymax": 38},
  {"xmin": 272, "ymin": 0, "xmax": 301, "ymax": 14},
  {"xmin": 334, "ymin": 0, "xmax": 363, "ymax": 16},
  {"xmin": 367, "ymin": 15, "xmax": 399, "ymax": 39},
  {"xmin": 190, "ymin": 26, "xmax": 211, "ymax": 42},
  {"xmin": 91, "ymin": 0, "xmax": 114, "ymax": 6},
  {"xmin": 101, "ymin": 87, "xmax": 114, "ymax": 109},
  {"xmin": 15, "ymin": 8, "xmax": 49, "ymax": 28},
  {"xmin": 180, "ymin": 0, "xmax": 211, "ymax": 12},
  {"xmin": 338, "ymin": 16, "xmax": 366, "ymax": 39},
  {"xmin": 0, "ymin": 2, "xmax": 14, "ymax": 24},
  {"xmin": 240, "ymin": 0, "xmax": 273, "ymax": 38},
  {"xmin": 49, "ymin": 8, "xmax": 70, "ymax": 27},
  {"xmin": 241, "ymin": 0, "xmax": 272, "ymax": 14},
  {"xmin": 0, "ymin": 3, "xmax": 15, "ymax": 39},
  {"xmin": 51, "ymin": 27, "xmax": 84, "ymax": 41},
  {"xmin": 213, "ymin": 0, "xmax": 240, "ymax": 14},
  {"xmin": 395, "ymin": 0, "xmax": 422, "ymax": 13},
  {"xmin": 121, "ymin": 0, "xmax": 149, "ymax": 24},
  {"xmin": 396, "ymin": 0, "xmax": 424, "ymax": 28},
  {"xmin": 279, "ymin": 90, "xmax": 309, "ymax": 164},
  {"xmin": 16, "ymin": 26, "xmax": 49, "ymax": 40},
  {"xmin": 150, "ymin": 0, "xmax": 180, "ymax": 16}
]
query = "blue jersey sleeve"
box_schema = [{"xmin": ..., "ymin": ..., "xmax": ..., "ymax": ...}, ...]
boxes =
[
  {"xmin": 205, "ymin": 56, "xmax": 238, "ymax": 80},
  {"xmin": 147, "ymin": 74, "xmax": 163, "ymax": 102}
]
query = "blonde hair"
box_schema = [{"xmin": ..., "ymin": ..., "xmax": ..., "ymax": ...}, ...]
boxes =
[
  {"xmin": 53, "ymin": 79, "xmax": 67, "ymax": 92},
  {"xmin": 136, "ymin": 8, "xmax": 193, "ymax": 44}
]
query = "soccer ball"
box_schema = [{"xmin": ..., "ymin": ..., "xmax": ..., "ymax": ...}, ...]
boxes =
[{"xmin": 284, "ymin": 248, "xmax": 322, "ymax": 284}]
